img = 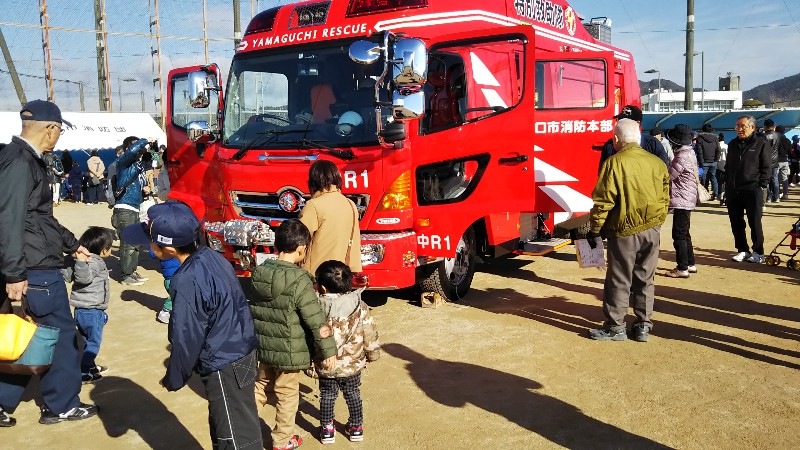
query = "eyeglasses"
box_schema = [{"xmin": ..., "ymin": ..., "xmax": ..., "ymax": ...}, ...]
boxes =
[
  {"xmin": 734, "ymin": 124, "xmax": 753, "ymax": 129},
  {"xmin": 48, "ymin": 123, "xmax": 63, "ymax": 133}
]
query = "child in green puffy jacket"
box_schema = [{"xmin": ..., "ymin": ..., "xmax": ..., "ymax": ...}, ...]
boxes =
[{"xmin": 249, "ymin": 219, "xmax": 337, "ymax": 450}]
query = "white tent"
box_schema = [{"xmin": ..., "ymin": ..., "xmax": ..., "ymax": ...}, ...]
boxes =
[{"xmin": 0, "ymin": 112, "xmax": 166, "ymax": 151}]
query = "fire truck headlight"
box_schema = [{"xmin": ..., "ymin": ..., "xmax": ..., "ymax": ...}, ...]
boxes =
[
  {"xmin": 206, "ymin": 234, "xmax": 224, "ymax": 252},
  {"xmin": 376, "ymin": 170, "xmax": 411, "ymax": 211},
  {"xmin": 360, "ymin": 244, "xmax": 385, "ymax": 266}
]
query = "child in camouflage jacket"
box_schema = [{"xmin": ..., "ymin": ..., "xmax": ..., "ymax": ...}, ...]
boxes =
[{"xmin": 314, "ymin": 260, "xmax": 380, "ymax": 444}]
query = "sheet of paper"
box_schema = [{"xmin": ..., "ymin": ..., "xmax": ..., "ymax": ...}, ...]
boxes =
[{"xmin": 575, "ymin": 238, "xmax": 605, "ymax": 269}]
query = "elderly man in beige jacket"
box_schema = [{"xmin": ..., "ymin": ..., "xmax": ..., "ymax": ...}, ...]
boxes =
[{"xmin": 299, "ymin": 160, "xmax": 362, "ymax": 275}]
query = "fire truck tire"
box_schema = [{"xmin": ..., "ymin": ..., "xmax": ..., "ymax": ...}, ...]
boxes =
[{"xmin": 420, "ymin": 226, "xmax": 476, "ymax": 301}]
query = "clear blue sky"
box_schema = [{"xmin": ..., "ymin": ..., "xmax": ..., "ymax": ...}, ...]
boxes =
[
  {"xmin": 571, "ymin": 0, "xmax": 800, "ymax": 92},
  {"xmin": 2, "ymin": 0, "xmax": 800, "ymax": 112}
]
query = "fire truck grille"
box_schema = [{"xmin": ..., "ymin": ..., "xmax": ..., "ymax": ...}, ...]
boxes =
[
  {"xmin": 290, "ymin": 2, "xmax": 330, "ymax": 28},
  {"xmin": 231, "ymin": 191, "xmax": 369, "ymax": 222}
]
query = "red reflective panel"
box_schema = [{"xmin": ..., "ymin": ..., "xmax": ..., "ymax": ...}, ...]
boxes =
[
  {"xmin": 346, "ymin": 0, "xmax": 428, "ymax": 18},
  {"xmin": 244, "ymin": 8, "xmax": 279, "ymax": 36}
]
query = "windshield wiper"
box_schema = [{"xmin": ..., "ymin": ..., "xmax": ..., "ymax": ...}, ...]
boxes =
[
  {"xmin": 231, "ymin": 129, "xmax": 307, "ymax": 161},
  {"xmin": 297, "ymin": 138, "xmax": 355, "ymax": 161}
]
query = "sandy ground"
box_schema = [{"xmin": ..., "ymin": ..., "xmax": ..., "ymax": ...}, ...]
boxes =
[{"xmin": 2, "ymin": 193, "xmax": 799, "ymax": 450}]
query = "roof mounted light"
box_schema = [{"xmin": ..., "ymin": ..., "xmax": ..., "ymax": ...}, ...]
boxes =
[
  {"xmin": 346, "ymin": 0, "xmax": 428, "ymax": 18},
  {"xmin": 290, "ymin": 2, "xmax": 330, "ymax": 28},
  {"xmin": 244, "ymin": 7, "xmax": 279, "ymax": 36}
]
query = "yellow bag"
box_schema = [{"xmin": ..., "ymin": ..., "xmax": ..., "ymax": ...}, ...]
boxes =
[{"xmin": 0, "ymin": 314, "xmax": 38, "ymax": 361}]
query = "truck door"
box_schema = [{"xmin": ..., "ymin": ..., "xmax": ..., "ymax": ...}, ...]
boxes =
[
  {"xmin": 165, "ymin": 65, "xmax": 224, "ymax": 221},
  {"xmin": 532, "ymin": 52, "xmax": 615, "ymax": 230},
  {"xmin": 414, "ymin": 35, "xmax": 534, "ymax": 257}
]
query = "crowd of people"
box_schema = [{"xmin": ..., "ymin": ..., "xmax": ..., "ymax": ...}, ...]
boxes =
[
  {"xmin": 586, "ymin": 105, "xmax": 790, "ymax": 342},
  {"xmin": 0, "ymin": 100, "xmax": 377, "ymax": 450}
]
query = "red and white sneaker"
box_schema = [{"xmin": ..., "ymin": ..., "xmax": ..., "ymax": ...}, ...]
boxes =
[
  {"xmin": 345, "ymin": 423, "xmax": 364, "ymax": 442},
  {"xmin": 273, "ymin": 434, "xmax": 302, "ymax": 450},
  {"xmin": 319, "ymin": 421, "xmax": 335, "ymax": 444}
]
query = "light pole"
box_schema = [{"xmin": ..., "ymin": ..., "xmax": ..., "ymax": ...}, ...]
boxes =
[
  {"xmin": 683, "ymin": 51, "xmax": 704, "ymax": 110},
  {"xmin": 118, "ymin": 77, "xmax": 135, "ymax": 112},
  {"xmin": 644, "ymin": 69, "xmax": 661, "ymax": 112}
]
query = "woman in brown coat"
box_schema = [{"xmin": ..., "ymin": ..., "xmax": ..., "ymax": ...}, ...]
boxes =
[{"xmin": 299, "ymin": 160, "xmax": 362, "ymax": 275}]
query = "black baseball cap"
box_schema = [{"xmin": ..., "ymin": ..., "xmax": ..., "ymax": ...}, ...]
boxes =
[
  {"xmin": 122, "ymin": 202, "xmax": 199, "ymax": 247},
  {"xmin": 20, "ymin": 100, "xmax": 72, "ymax": 127},
  {"xmin": 613, "ymin": 105, "xmax": 643, "ymax": 122}
]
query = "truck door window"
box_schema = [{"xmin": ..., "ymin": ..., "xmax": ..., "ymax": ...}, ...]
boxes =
[
  {"xmin": 171, "ymin": 75, "xmax": 219, "ymax": 129},
  {"xmin": 535, "ymin": 60, "xmax": 606, "ymax": 109},
  {"xmin": 417, "ymin": 155, "xmax": 490, "ymax": 205},
  {"xmin": 422, "ymin": 38, "xmax": 525, "ymax": 134}
]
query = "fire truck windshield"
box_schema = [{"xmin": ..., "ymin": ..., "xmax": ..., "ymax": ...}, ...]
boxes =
[{"xmin": 222, "ymin": 42, "xmax": 387, "ymax": 150}]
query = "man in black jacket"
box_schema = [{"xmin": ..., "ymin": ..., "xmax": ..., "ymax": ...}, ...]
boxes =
[
  {"xmin": 726, "ymin": 115, "xmax": 771, "ymax": 264},
  {"xmin": 0, "ymin": 100, "xmax": 98, "ymax": 427},
  {"xmin": 598, "ymin": 105, "xmax": 669, "ymax": 172},
  {"xmin": 696, "ymin": 124, "xmax": 721, "ymax": 200}
]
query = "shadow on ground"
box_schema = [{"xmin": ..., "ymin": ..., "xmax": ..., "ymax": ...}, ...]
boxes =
[
  {"xmin": 384, "ymin": 343, "xmax": 673, "ymax": 450},
  {"xmin": 90, "ymin": 376, "xmax": 202, "ymax": 449}
]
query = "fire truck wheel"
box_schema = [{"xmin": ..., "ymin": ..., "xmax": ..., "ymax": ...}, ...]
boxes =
[{"xmin": 420, "ymin": 226, "xmax": 476, "ymax": 302}]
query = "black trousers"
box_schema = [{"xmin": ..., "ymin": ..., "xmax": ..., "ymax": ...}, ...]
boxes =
[
  {"xmin": 201, "ymin": 350, "xmax": 262, "ymax": 450},
  {"xmin": 726, "ymin": 188, "xmax": 765, "ymax": 255},
  {"xmin": 0, "ymin": 270, "xmax": 81, "ymax": 414},
  {"xmin": 672, "ymin": 209, "xmax": 696, "ymax": 270},
  {"xmin": 319, "ymin": 373, "xmax": 363, "ymax": 426}
]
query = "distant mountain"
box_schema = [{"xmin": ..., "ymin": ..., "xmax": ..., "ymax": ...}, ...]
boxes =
[
  {"xmin": 639, "ymin": 79, "xmax": 684, "ymax": 95},
  {"xmin": 743, "ymin": 74, "xmax": 800, "ymax": 108}
]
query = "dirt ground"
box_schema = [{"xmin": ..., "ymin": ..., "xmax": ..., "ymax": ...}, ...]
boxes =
[{"xmin": 3, "ymin": 194, "xmax": 799, "ymax": 450}]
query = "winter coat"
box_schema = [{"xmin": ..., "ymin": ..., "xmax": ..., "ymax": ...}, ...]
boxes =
[
  {"xmin": 67, "ymin": 165, "xmax": 83, "ymax": 186},
  {"xmin": 62, "ymin": 254, "xmax": 110, "ymax": 310},
  {"xmin": 0, "ymin": 137, "xmax": 80, "ymax": 283},
  {"xmin": 42, "ymin": 152, "xmax": 63, "ymax": 184},
  {"xmin": 764, "ymin": 130, "xmax": 781, "ymax": 168},
  {"xmin": 299, "ymin": 188, "xmax": 362, "ymax": 275},
  {"xmin": 589, "ymin": 142, "xmax": 670, "ymax": 238},
  {"xmin": 87, "ymin": 155, "xmax": 105, "ymax": 181},
  {"xmin": 696, "ymin": 132, "xmax": 720, "ymax": 164},
  {"xmin": 113, "ymin": 139, "xmax": 147, "ymax": 208},
  {"xmin": 599, "ymin": 134, "xmax": 670, "ymax": 172},
  {"xmin": 777, "ymin": 135, "xmax": 790, "ymax": 163},
  {"xmin": 314, "ymin": 288, "xmax": 380, "ymax": 378},
  {"xmin": 164, "ymin": 247, "xmax": 257, "ymax": 391},
  {"xmin": 250, "ymin": 259, "xmax": 337, "ymax": 371},
  {"xmin": 726, "ymin": 133, "xmax": 771, "ymax": 193},
  {"xmin": 669, "ymin": 145, "xmax": 698, "ymax": 210}
]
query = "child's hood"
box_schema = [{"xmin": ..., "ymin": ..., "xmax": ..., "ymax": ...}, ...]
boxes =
[
  {"xmin": 251, "ymin": 259, "xmax": 311, "ymax": 302},
  {"xmin": 319, "ymin": 287, "xmax": 365, "ymax": 318}
]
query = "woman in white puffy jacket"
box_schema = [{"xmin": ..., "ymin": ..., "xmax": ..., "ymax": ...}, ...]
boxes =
[{"xmin": 665, "ymin": 124, "xmax": 699, "ymax": 279}]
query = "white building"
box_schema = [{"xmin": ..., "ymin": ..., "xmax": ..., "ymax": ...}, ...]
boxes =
[{"xmin": 641, "ymin": 90, "xmax": 743, "ymax": 112}]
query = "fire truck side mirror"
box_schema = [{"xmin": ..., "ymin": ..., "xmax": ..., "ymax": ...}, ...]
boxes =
[
  {"xmin": 187, "ymin": 70, "xmax": 219, "ymax": 109},
  {"xmin": 186, "ymin": 121, "xmax": 214, "ymax": 144},
  {"xmin": 349, "ymin": 40, "xmax": 382, "ymax": 65},
  {"xmin": 379, "ymin": 121, "xmax": 406, "ymax": 143},
  {"xmin": 392, "ymin": 38, "xmax": 427, "ymax": 86},
  {"xmin": 392, "ymin": 90, "xmax": 425, "ymax": 120}
]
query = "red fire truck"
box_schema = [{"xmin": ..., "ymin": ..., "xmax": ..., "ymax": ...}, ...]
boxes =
[{"xmin": 165, "ymin": 0, "xmax": 640, "ymax": 300}]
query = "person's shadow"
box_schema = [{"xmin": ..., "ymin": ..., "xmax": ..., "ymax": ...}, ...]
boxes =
[
  {"xmin": 90, "ymin": 376, "xmax": 202, "ymax": 449},
  {"xmin": 384, "ymin": 343, "xmax": 673, "ymax": 450}
]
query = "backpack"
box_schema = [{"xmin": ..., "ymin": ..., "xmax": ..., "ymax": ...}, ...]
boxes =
[{"xmin": 105, "ymin": 161, "xmax": 118, "ymax": 207}]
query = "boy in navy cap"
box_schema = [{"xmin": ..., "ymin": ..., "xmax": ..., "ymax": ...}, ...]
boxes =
[{"xmin": 122, "ymin": 203, "xmax": 262, "ymax": 450}]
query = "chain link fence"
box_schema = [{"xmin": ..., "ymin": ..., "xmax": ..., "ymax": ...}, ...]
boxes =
[{"xmin": 0, "ymin": 0, "xmax": 296, "ymax": 121}]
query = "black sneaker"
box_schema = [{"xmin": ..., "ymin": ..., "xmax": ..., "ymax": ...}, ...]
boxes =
[
  {"xmin": 89, "ymin": 365, "xmax": 109, "ymax": 376},
  {"xmin": 631, "ymin": 325, "xmax": 650, "ymax": 343},
  {"xmin": 82, "ymin": 372, "xmax": 103, "ymax": 384},
  {"xmin": 345, "ymin": 423, "xmax": 363, "ymax": 442},
  {"xmin": 0, "ymin": 407, "xmax": 16, "ymax": 427},
  {"xmin": 39, "ymin": 403, "xmax": 99, "ymax": 424},
  {"xmin": 319, "ymin": 420, "xmax": 336, "ymax": 444},
  {"xmin": 588, "ymin": 328, "xmax": 627, "ymax": 341}
]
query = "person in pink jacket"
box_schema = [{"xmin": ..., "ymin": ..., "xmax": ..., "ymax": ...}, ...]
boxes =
[{"xmin": 664, "ymin": 124, "xmax": 699, "ymax": 278}]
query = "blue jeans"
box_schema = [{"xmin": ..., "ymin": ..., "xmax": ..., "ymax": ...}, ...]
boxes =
[
  {"xmin": 769, "ymin": 166, "xmax": 780, "ymax": 201},
  {"xmin": 75, "ymin": 308, "xmax": 108, "ymax": 373},
  {"xmin": 0, "ymin": 270, "xmax": 81, "ymax": 414},
  {"xmin": 701, "ymin": 162, "xmax": 718, "ymax": 197}
]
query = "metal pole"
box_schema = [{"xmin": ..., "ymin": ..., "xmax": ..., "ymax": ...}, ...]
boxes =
[
  {"xmin": 94, "ymin": 0, "xmax": 107, "ymax": 110},
  {"xmin": 700, "ymin": 51, "xmax": 704, "ymax": 111},
  {"xmin": 233, "ymin": 0, "xmax": 241, "ymax": 50},
  {"xmin": 118, "ymin": 77, "xmax": 121, "ymax": 111},
  {"xmin": 101, "ymin": 0, "xmax": 112, "ymax": 111},
  {"xmin": 0, "ymin": 27, "xmax": 27, "ymax": 105},
  {"xmin": 684, "ymin": 0, "xmax": 694, "ymax": 111},
  {"xmin": 79, "ymin": 81, "xmax": 85, "ymax": 111},
  {"xmin": 154, "ymin": 0, "xmax": 165, "ymax": 128},
  {"xmin": 39, "ymin": 0, "xmax": 54, "ymax": 101},
  {"xmin": 141, "ymin": 90, "xmax": 145, "ymax": 112},
  {"xmin": 202, "ymin": 0, "xmax": 209, "ymax": 63},
  {"xmin": 657, "ymin": 73, "xmax": 661, "ymax": 112}
]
